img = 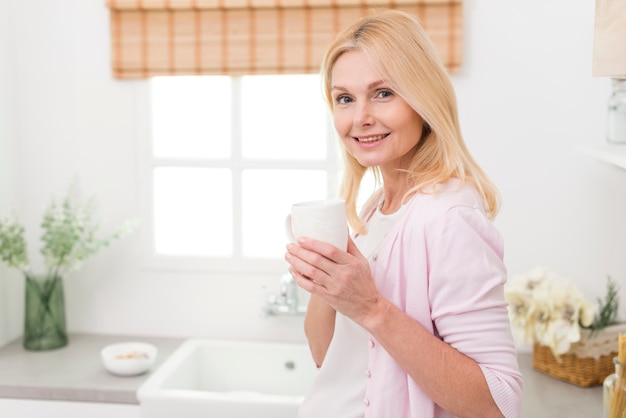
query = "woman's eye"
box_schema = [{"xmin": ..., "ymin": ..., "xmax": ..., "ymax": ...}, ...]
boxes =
[
  {"xmin": 336, "ymin": 95, "xmax": 352, "ymax": 104},
  {"xmin": 377, "ymin": 89, "xmax": 393, "ymax": 99}
]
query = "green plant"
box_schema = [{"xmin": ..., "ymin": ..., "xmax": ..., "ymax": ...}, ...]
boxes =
[
  {"xmin": 587, "ymin": 276, "xmax": 620, "ymax": 332},
  {"xmin": 0, "ymin": 181, "xmax": 135, "ymax": 277},
  {"xmin": 0, "ymin": 215, "xmax": 29, "ymax": 270}
]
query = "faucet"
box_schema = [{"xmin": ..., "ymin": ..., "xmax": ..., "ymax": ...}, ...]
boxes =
[{"xmin": 261, "ymin": 273, "xmax": 307, "ymax": 316}]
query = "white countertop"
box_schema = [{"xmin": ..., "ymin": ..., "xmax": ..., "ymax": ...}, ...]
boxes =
[
  {"xmin": 0, "ymin": 333, "xmax": 182, "ymax": 404},
  {"xmin": 518, "ymin": 352, "xmax": 603, "ymax": 417},
  {"xmin": 0, "ymin": 334, "xmax": 604, "ymax": 416}
]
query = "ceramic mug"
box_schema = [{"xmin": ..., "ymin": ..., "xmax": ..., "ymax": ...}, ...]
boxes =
[{"xmin": 285, "ymin": 199, "xmax": 348, "ymax": 250}]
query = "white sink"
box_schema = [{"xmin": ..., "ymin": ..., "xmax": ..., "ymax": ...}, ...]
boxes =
[{"xmin": 137, "ymin": 338, "xmax": 318, "ymax": 418}]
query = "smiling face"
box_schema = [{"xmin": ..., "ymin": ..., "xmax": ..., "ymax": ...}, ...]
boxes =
[{"xmin": 330, "ymin": 50, "xmax": 425, "ymax": 174}]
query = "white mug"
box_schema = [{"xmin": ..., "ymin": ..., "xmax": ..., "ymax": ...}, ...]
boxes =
[{"xmin": 285, "ymin": 199, "xmax": 348, "ymax": 250}]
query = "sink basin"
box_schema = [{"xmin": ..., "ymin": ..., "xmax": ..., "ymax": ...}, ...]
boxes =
[{"xmin": 137, "ymin": 338, "xmax": 318, "ymax": 418}]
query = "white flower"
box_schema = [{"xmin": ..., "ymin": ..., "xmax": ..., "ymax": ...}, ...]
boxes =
[{"xmin": 505, "ymin": 267, "xmax": 599, "ymax": 359}]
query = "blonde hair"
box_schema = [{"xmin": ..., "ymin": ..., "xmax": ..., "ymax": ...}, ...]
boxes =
[{"xmin": 321, "ymin": 9, "xmax": 501, "ymax": 234}]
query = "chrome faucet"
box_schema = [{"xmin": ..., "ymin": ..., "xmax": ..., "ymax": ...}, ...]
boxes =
[{"xmin": 261, "ymin": 273, "xmax": 307, "ymax": 316}]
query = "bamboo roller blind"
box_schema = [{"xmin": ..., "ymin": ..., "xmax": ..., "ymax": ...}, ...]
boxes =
[
  {"xmin": 106, "ymin": 0, "xmax": 462, "ymax": 78},
  {"xmin": 592, "ymin": 0, "xmax": 626, "ymax": 76}
]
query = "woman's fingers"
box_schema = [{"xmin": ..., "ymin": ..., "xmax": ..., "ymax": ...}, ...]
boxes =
[
  {"xmin": 291, "ymin": 269, "xmax": 324, "ymax": 294},
  {"xmin": 285, "ymin": 238, "xmax": 345, "ymax": 279},
  {"xmin": 285, "ymin": 235, "xmax": 379, "ymax": 320},
  {"xmin": 296, "ymin": 237, "xmax": 348, "ymax": 263},
  {"xmin": 286, "ymin": 238, "xmax": 355, "ymax": 292}
]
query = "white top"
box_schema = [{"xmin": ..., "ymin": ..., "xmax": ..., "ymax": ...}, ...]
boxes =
[{"xmin": 297, "ymin": 201, "xmax": 409, "ymax": 418}]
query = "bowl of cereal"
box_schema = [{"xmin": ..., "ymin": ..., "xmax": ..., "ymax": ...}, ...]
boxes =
[{"xmin": 101, "ymin": 342, "xmax": 158, "ymax": 376}]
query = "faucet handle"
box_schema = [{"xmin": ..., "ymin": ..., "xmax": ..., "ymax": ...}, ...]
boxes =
[
  {"xmin": 279, "ymin": 273, "xmax": 293, "ymax": 295},
  {"xmin": 260, "ymin": 273, "xmax": 306, "ymax": 316}
]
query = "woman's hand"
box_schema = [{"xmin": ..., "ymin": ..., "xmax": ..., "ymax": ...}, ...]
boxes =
[{"xmin": 285, "ymin": 236, "xmax": 381, "ymax": 325}]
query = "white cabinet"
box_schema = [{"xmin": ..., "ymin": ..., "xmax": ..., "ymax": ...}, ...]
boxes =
[{"xmin": 0, "ymin": 398, "xmax": 140, "ymax": 418}]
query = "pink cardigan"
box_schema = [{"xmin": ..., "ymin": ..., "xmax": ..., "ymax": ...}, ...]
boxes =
[{"xmin": 362, "ymin": 182, "xmax": 523, "ymax": 417}]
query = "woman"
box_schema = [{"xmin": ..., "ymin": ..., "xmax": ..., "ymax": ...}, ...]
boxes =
[{"xmin": 284, "ymin": 9, "xmax": 523, "ymax": 418}]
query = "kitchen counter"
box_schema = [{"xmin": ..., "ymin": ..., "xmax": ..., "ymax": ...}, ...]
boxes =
[
  {"xmin": 0, "ymin": 334, "xmax": 604, "ymax": 415},
  {"xmin": 0, "ymin": 333, "xmax": 182, "ymax": 404},
  {"xmin": 519, "ymin": 352, "xmax": 603, "ymax": 417}
]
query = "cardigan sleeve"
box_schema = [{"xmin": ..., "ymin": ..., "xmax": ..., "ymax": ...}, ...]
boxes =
[{"xmin": 425, "ymin": 204, "xmax": 523, "ymax": 418}]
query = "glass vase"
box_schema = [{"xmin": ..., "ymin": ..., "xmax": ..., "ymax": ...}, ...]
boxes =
[
  {"xmin": 603, "ymin": 357, "xmax": 626, "ymax": 418},
  {"xmin": 23, "ymin": 273, "xmax": 68, "ymax": 351}
]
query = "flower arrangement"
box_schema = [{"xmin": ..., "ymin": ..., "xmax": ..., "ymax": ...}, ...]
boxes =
[
  {"xmin": 0, "ymin": 181, "xmax": 135, "ymax": 278},
  {"xmin": 505, "ymin": 266, "xmax": 620, "ymax": 359},
  {"xmin": 0, "ymin": 181, "xmax": 136, "ymax": 350}
]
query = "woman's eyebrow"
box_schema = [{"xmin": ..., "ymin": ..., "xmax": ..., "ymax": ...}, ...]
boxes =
[{"xmin": 331, "ymin": 80, "xmax": 385, "ymax": 92}]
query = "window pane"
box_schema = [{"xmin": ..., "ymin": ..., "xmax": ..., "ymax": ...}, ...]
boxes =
[
  {"xmin": 241, "ymin": 74, "xmax": 328, "ymax": 160},
  {"xmin": 242, "ymin": 169, "xmax": 327, "ymax": 258},
  {"xmin": 151, "ymin": 76, "xmax": 232, "ymax": 158},
  {"xmin": 154, "ymin": 167, "xmax": 232, "ymax": 256}
]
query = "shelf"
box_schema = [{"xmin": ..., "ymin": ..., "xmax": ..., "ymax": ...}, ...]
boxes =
[{"xmin": 577, "ymin": 143, "xmax": 626, "ymax": 170}]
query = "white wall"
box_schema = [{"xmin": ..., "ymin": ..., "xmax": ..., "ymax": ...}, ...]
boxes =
[
  {"xmin": 457, "ymin": 1, "xmax": 626, "ymax": 302},
  {"xmin": 2, "ymin": 0, "xmax": 625, "ymax": 347}
]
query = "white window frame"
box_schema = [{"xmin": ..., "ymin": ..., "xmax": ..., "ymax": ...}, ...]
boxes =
[{"xmin": 134, "ymin": 77, "xmax": 341, "ymax": 275}]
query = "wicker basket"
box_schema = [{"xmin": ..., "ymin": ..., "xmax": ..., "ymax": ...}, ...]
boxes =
[{"xmin": 532, "ymin": 323, "xmax": 626, "ymax": 387}]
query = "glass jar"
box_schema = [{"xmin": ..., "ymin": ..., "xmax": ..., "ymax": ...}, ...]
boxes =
[
  {"xmin": 607, "ymin": 77, "xmax": 626, "ymax": 143},
  {"xmin": 603, "ymin": 357, "xmax": 626, "ymax": 418}
]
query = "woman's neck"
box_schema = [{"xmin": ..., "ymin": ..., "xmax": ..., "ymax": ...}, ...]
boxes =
[{"xmin": 380, "ymin": 177, "xmax": 413, "ymax": 214}]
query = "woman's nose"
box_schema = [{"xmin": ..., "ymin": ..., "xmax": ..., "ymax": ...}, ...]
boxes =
[{"xmin": 353, "ymin": 101, "xmax": 374, "ymax": 126}]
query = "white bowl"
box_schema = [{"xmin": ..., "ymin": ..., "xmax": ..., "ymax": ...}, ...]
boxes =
[{"xmin": 101, "ymin": 342, "xmax": 158, "ymax": 376}]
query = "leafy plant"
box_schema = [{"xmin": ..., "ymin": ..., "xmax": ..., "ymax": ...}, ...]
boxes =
[
  {"xmin": 587, "ymin": 276, "xmax": 620, "ymax": 333},
  {"xmin": 0, "ymin": 215, "xmax": 29, "ymax": 270},
  {"xmin": 0, "ymin": 181, "xmax": 135, "ymax": 277}
]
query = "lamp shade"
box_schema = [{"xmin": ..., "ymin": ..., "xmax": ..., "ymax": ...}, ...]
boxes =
[{"xmin": 592, "ymin": 0, "xmax": 626, "ymax": 76}]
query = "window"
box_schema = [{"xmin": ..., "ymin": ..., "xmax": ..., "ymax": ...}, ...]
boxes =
[{"xmin": 139, "ymin": 74, "xmax": 339, "ymax": 273}]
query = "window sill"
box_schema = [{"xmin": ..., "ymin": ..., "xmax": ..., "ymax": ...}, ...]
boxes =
[
  {"xmin": 577, "ymin": 143, "xmax": 626, "ymax": 170},
  {"xmin": 139, "ymin": 252, "xmax": 289, "ymax": 275}
]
